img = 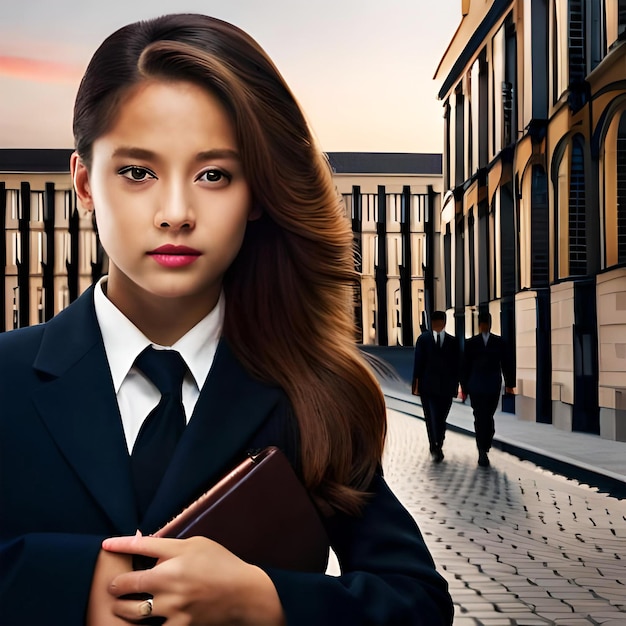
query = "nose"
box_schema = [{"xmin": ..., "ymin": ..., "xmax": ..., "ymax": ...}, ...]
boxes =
[{"xmin": 155, "ymin": 184, "xmax": 195, "ymax": 231}]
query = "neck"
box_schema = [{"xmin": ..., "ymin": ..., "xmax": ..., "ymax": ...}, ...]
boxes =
[
  {"xmin": 133, "ymin": 304, "xmax": 209, "ymax": 346},
  {"xmin": 104, "ymin": 276, "xmax": 219, "ymax": 346}
]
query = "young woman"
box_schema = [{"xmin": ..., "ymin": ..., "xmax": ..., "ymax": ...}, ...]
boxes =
[{"xmin": 0, "ymin": 14, "xmax": 453, "ymax": 625}]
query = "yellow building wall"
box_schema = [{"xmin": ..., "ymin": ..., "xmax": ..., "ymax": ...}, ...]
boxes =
[
  {"xmin": 550, "ymin": 281, "xmax": 575, "ymax": 430},
  {"xmin": 596, "ymin": 268, "xmax": 626, "ymax": 441},
  {"xmin": 515, "ymin": 291, "xmax": 538, "ymax": 421},
  {"xmin": 597, "ymin": 268, "xmax": 626, "ymax": 391}
]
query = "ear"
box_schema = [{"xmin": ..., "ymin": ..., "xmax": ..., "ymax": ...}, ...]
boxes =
[
  {"xmin": 70, "ymin": 152, "xmax": 94, "ymax": 212},
  {"xmin": 248, "ymin": 202, "xmax": 263, "ymax": 222}
]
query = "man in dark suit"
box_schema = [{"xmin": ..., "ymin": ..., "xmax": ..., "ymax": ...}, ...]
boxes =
[
  {"xmin": 412, "ymin": 311, "xmax": 460, "ymax": 462},
  {"xmin": 461, "ymin": 311, "xmax": 515, "ymax": 467}
]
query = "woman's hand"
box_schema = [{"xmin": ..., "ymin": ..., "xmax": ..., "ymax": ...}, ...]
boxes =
[{"xmin": 102, "ymin": 533, "xmax": 286, "ymax": 626}]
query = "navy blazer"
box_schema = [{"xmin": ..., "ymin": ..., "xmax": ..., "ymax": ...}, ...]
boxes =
[
  {"xmin": 461, "ymin": 333, "xmax": 514, "ymax": 396},
  {"xmin": 0, "ymin": 287, "xmax": 453, "ymax": 625},
  {"xmin": 412, "ymin": 332, "xmax": 460, "ymax": 398}
]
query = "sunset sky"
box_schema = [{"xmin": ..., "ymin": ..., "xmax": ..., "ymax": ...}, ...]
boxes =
[{"xmin": 0, "ymin": 1, "xmax": 460, "ymax": 153}]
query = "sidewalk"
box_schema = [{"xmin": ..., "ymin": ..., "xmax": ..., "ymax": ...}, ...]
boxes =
[
  {"xmin": 360, "ymin": 346, "xmax": 626, "ymax": 498},
  {"xmin": 382, "ymin": 379, "xmax": 626, "ymax": 498}
]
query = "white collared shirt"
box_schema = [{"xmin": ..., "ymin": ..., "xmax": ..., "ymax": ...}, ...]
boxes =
[
  {"xmin": 482, "ymin": 332, "xmax": 490, "ymax": 346},
  {"xmin": 93, "ymin": 277, "xmax": 224, "ymax": 452},
  {"xmin": 433, "ymin": 330, "xmax": 446, "ymax": 345}
]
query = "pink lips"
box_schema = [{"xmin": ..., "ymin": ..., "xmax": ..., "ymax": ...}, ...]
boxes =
[{"xmin": 148, "ymin": 244, "xmax": 201, "ymax": 268}]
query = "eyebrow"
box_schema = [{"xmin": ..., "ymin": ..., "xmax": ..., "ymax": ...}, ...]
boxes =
[{"xmin": 111, "ymin": 146, "xmax": 241, "ymax": 162}]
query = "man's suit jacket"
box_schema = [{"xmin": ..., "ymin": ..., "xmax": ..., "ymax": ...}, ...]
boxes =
[
  {"xmin": 0, "ymin": 287, "xmax": 453, "ymax": 626},
  {"xmin": 412, "ymin": 331, "xmax": 460, "ymax": 398},
  {"xmin": 461, "ymin": 332, "xmax": 514, "ymax": 396}
]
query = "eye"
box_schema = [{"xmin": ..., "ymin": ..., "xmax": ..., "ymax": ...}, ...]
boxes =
[
  {"xmin": 118, "ymin": 166, "xmax": 156, "ymax": 182},
  {"xmin": 196, "ymin": 169, "xmax": 231, "ymax": 185}
]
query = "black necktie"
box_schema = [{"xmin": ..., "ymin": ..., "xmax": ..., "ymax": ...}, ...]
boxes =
[
  {"xmin": 131, "ymin": 347, "xmax": 188, "ymax": 517},
  {"xmin": 437, "ymin": 333, "xmax": 442, "ymax": 348}
]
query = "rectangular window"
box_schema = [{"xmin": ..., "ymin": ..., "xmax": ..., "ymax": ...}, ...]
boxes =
[
  {"xmin": 410, "ymin": 233, "xmax": 426, "ymax": 278},
  {"xmin": 569, "ymin": 140, "xmax": 587, "ymax": 275},
  {"xmin": 455, "ymin": 86, "xmax": 465, "ymax": 186},
  {"xmin": 410, "ymin": 194, "xmax": 427, "ymax": 232},
  {"xmin": 490, "ymin": 199, "xmax": 499, "ymax": 299},
  {"xmin": 587, "ymin": 0, "xmax": 606, "ymax": 71},
  {"xmin": 53, "ymin": 190, "xmax": 72, "ymax": 228},
  {"xmin": 5, "ymin": 189, "xmax": 19, "ymax": 226},
  {"xmin": 569, "ymin": 0, "xmax": 586, "ymax": 84},
  {"xmin": 362, "ymin": 194, "xmax": 378, "ymax": 230},
  {"xmin": 606, "ymin": 0, "xmax": 626, "ymax": 47},
  {"xmin": 443, "ymin": 100, "xmax": 451, "ymax": 189},
  {"xmin": 531, "ymin": 166, "xmax": 550, "ymax": 286},
  {"xmin": 477, "ymin": 201, "xmax": 490, "ymax": 304},
  {"xmin": 30, "ymin": 192, "xmax": 45, "ymax": 225},
  {"xmin": 470, "ymin": 60, "xmax": 480, "ymax": 174},
  {"xmin": 387, "ymin": 194, "xmax": 402, "ymax": 227},
  {"xmin": 444, "ymin": 225, "xmax": 452, "ymax": 309},
  {"xmin": 467, "ymin": 210, "xmax": 476, "ymax": 305},
  {"xmin": 500, "ymin": 184, "xmax": 517, "ymax": 296},
  {"xmin": 455, "ymin": 214, "xmax": 465, "ymax": 308},
  {"xmin": 492, "ymin": 25, "xmax": 505, "ymax": 155},
  {"xmin": 448, "ymin": 98, "xmax": 456, "ymax": 189},
  {"xmin": 616, "ymin": 128, "xmax": 626, "ymax": 262},
  {"xmin": 478, "ymin": 54, "xmax": 489, "ymax": 168},
  {"xmin": 553, "ymin": 0, "xmax": 569, "ymax": 100},
  {"xmin": 504, "ymin": 17, "xmax": 517, "ymax": 146}
]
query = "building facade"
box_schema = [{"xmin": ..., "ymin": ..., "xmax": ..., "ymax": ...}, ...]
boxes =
[
  {"xmin": 1, "ymin": 149, "xmax": 442, "ymax": 348},
  {"xmin": 328, "ymin": 152, "xmax": 442, "ymax": 347},
  {"xmin": 434, "ymin": 0, "xmax": 626, "ymax": 441},
  {"xmin": 0, "ymin": 149, "xmax": 101, "ymax": 332}
]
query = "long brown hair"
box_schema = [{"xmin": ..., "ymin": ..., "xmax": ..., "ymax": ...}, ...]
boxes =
[{"xmin": 73, "ymin": 14, "xmax": 386, "ymax": 514}]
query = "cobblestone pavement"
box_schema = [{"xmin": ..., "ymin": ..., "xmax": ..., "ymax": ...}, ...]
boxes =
[{"xmin": 381, "ymin": 408, "xmax": 626, "ymax": 626}]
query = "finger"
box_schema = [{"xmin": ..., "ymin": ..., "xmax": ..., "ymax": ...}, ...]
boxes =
[
  {"xmin": 111, "ymin": 594, "xmax": 163, "ymax": 622},
  {"xmin": 102, "ymin": 534, "xmax": 182, "ymax": 559},
  {"xmin": 108, "ymin": 567, "xmax": 155, "ymax": 599}
]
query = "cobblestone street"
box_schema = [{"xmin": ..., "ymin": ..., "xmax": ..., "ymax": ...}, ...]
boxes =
[{"xmin": 379, "ymin": 408, "xmax": 626, "ymax": 626}]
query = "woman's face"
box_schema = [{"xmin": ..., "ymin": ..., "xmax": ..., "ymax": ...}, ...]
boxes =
[{"xmin": 72, "ymin": 79, "xmax": 256, "ymax": 317}]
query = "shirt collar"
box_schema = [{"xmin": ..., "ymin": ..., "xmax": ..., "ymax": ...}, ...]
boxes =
[{"xmin": 93, "ymin": 277, "xmax": 224, "ymax": 393}]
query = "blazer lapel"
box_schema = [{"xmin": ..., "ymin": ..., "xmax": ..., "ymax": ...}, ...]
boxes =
[
  {"xmin": 31, "ymin": 288, "xmax": 138, "ymax": 534},
  {"xmin": 141, "ymin": 340, "xmax": 283, "ymax": 532}
]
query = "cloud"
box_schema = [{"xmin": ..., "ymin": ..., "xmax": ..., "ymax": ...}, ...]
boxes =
[{"xmin": 0, "ymin": 56, "xmax": 82, "ymax": 84}]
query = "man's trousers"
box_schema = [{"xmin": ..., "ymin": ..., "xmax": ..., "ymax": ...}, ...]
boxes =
[
  {"xmin": 468, "ymin": 392, "xmax": 500, "ymax": 452},
  {"xmin": 421, "ymin": 394, "xmax": 453, "ymax": 452}
]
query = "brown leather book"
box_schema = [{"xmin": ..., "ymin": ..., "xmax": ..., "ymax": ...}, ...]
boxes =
[{"xmin": 153, "ymin": 446, "xmax": 330, "ymax": 572}]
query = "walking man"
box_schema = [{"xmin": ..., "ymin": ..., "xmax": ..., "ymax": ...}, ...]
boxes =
[
  {"xmin": 412, "ymin": 311, "xmax": 460, "ymax": 462},
  {"xmin": 461, "ymin": 311, "xmax": 515, "ymax": 467}
]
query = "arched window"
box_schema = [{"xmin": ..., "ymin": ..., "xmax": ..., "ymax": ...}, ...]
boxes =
[
  {"xmin": 553, "ymin": 134, "xmax": 588, "ymax": 278},
  {"xmin": 617, "ymin": 115, "xmax": 626, "ymax": 262},
  {"xmin": 520, "ymin": 165, "xmax": 550, "ymax": 289},
  {"xmin": 601, "ymin": 108, "xmax": 626, "ymax": 267},
  {"xmin": 569, "ymin": 136, "xmax": 587, "ymax": 275}
]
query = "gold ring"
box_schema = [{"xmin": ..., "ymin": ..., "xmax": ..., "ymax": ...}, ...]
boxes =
[{"xmin": 139, "ymin": 597, "xmax": 153, "ymax": 617}]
